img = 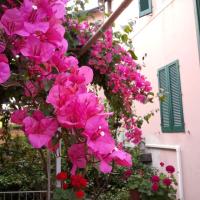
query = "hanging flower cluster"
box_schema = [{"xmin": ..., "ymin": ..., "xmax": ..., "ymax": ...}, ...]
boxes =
[
  {"xmin": 0, "ymin": 0, "xmax": 132, "ymax": 176},
  {"xmin": 65, "ymin": 19, "xmax": 152, "ymax": 144}
]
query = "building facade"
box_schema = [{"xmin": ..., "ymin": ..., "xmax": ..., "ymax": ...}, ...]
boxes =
[{"xmin": 111, "ymin": 0, "xmax": 200, "ymax": 199}]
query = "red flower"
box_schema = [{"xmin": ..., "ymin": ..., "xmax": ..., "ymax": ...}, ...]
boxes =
[
  {"xmin": 123, "ymin": 169, "xmax": 132, "ymax": 179},
  {"xmin": 62, "ymin": 183, "xmax": 68, "ymax": 190},
  {"xmin": 71, "ymin": 174, "xmax": 88, "ymax": 189},
  {"xmin": 152, "ymin": 183, "xmax": 159, "ymax": 192},
  {"xmin": 163, "ymin": 178, "xmax": 172, "ymax": 186},
  {"xmin": 75, "ymin": 190, "xmax": 85, "ymax": 199},
  {"xmin": 151, "ymin": 175, "xmax": 160, "ymax": 183},
  {"xmin": 166, "ymin": 165, "xmax": 175, "ymax": 174},
  {"xmin": 160, "ymin": 162, "xmax": 164, "ymax": 167},
  {"xmin": 56, "ymin": 172, "xmax": 68, "ymax": 180}
]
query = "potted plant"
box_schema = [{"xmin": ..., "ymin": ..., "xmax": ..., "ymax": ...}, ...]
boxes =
[{"xmin": 125, "ymin": 163, "xmax": 177, "ymax": 200}]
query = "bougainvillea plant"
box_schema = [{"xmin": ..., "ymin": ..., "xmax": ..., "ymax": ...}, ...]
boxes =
[{"xmin": 0, "ymin": 0, "xmax": 154, "ymax": 199}]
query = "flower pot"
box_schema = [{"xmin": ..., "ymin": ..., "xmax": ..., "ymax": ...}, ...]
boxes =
[{"xmin": 129, "ymin": 189, "xmax": 140, "ymax": 200}]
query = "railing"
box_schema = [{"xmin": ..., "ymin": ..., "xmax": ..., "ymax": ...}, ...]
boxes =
[{"xmin": 0, "ymin": 191, "xmax": 53, "ymax": 200}]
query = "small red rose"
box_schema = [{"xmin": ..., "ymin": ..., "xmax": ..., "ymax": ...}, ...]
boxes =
[
  {"xmin": 152, "ymin": 183, "xmax": 159, "ymax": 192},
  {"xmin": 62, "ymin": 183, "xmax": 68, "ymax": 190},
  {"xmin": 56, "ymin": 172, "xmax": 68, "ymax": 180},
  {"xmin": 151, "ymin": 175, "xmax": 160, "ymax": 183},
  {"xmin": 160, "ymin": 162, "xmax": 164, "ymax": 167},
  {"xmin": 123, "ymin": 169, "xmax": 132, "ymax": 179},
  {"xmin": 166, "ymin": 165, "xmax": 175, "ymax": 173},
  {"xmin": 163, "ymin": 178, "xmax": 172, "ymax": 186},
  {"xmin": 71, "ymin": 174, "xmax": 88, "ymax": 189},
  {"xmin": 75, "ymin": 190, "xmax": 85, "ymax": 199}
]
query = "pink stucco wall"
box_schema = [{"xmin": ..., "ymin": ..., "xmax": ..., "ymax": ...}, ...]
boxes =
[{"xmin": 112, "ymin": 0, "xmax": 200, "ymax": 199}]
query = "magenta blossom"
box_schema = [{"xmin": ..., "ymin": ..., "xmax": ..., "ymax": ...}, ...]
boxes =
[
  {"xmin": 23, "ymin": 110, "xmax": 58, "ymax": 148},
  {"xmin": 20, "ymin": 36, "xmax": 55, "ymax": 63},
  {"xmin": 57, "ymin": 93, "xmax": 103, "ymax": 128},
  {"xmin": 24, "ymin": 81, "xmax": 39, "ymax": 97},
  {"xmin": 0, "ymin": 54, "xmax": 10, "ymax": 84},
  {"xmin": 84, "ymin": 115, "xmax": 115, "ymax": 155},
  {"xmin": 0, "ymin": 8, "xmax": 28, "ymax": 36},
  {"xmin": 11, "ymin": 109, "xmax": 28, "ymax": 125},
  {"xmin": 20, "ymin": 0, "xmax": 49, "ymax": 35},
  {"xmin": 68, "ymin": 143, "xmax": 87, "ymax": 175}
]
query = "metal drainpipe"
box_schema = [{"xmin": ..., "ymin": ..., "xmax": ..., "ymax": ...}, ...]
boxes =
[{"xmin": 145, "ymin": 144, "xmax": 184, "ymax": 200}]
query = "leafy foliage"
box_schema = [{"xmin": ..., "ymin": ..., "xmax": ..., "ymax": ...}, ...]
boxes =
[{"xmin": 0, "ymin": 136, "xmax": 47, "ymax": 191}]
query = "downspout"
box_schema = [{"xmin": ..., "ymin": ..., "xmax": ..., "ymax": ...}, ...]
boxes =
[{"xmin": 145, "ymin": 144, "xmax": 184, "ymax": 200}]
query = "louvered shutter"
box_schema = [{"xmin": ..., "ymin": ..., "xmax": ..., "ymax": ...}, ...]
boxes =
[
  {"xmin": 158, "ymin": 61, "xmax": 185, "ymax": 133},
  {"xmin": 168, "ymin": 62, "xmax": 185, "ymax": 132},
  {"xmin": 196, "ymin": 0, "xmax": 200, "ymax": 35},
  {"xmin": 158, "ymin": 68, "xmax": 172, "ymax": 132},
  {"xmin": 139, "ymin": 0, "xmax": 152, "ymax": 18}
]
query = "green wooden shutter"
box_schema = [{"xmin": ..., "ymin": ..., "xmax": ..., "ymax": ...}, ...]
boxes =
[
  {"xmin": 168, "ymin": 61, "xmax": 185, "ymax": 132},
  {"xmin": 139, "ymin": 0, "xmax": 152, "ymax": 18},
  {"xmin": 158, "ymin": 68, "xmax": 172, "ymax": 132},
  {"xmin": 158, "ymin": 61, "xmax": 185, "ymax": 133},
  {"xmin": 196, "ymin": 0, "xmax": 200, "ymax": 34}
]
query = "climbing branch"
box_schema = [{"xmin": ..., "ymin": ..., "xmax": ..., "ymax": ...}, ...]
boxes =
[{"xmin": 79, "ymin": 0, "xmax": 133, "ymax": 57}]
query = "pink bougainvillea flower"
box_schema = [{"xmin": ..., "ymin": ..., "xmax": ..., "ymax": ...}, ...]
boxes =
[
  {"xmin": 41, "ymin": 20, "xmax": 65, "ymax": 47},
  {"xmin": 46, "ymin": 70, "xmax": 88, "ymax": 109},
  {"xmin": 65, "ymin": 56, "xmax": 79, "ymax": 69},
  {"xmin": 68, "ymin": 144, "xmax": 87, "ymax": 175},
  {"xmin": 78, "ymin": 66, "xmax": 93, "ymax": 84},
  {"xmin": 99, "ymin": 148, "xmax": 132, "ymax": 173},
  {"xmin": 20, "ymin": 0, "xmax": 49, "ymax": 35},
  {"xmin": 110, "ymin": 148, "xmax": 132, "ymax": 167},
  {"xmin": 0, "ymin": 40, "xmax": 5, "ymax": 53},
  {"xmin": 0, "ymin": 54, "xmax": 10, "ymax": 84},
  {"xmin": 33, "ymin": 0, "xmax": 67, "ymax": 20},
  {"xmin": 99, "ymin": 160, "xmax": 112, "ymax": 173},
  {"xmin": 20, "ymin": 36, "xmax": 55, "ymax": 63},
  {"xmin": 84, "ymin": 115, "xmax": 115, "ymax": 155},
  {"xmin": 0, "ymin": 8, "xmax": 28, "ymax": 36},
  {"xmin": 51, "ymin": 52, "xmax": 70, "ymax": 72},
  {"xmin": 24, "ymin": 81, "xmax": 39, "ymax": 97},
  {"xmin": 23, "ymin": 110, "xmax": 58, "ymax": 148},
  {"xmin": 11, "ymin": 109, "xmax": 28, "ymax": 125},
  {"xmin": 57, "ymin": 93, "xmax": 104, "ymax": 129},
  {"xmin": 46, "ymin": 84, "xmax": 70, "ymax": 109}
]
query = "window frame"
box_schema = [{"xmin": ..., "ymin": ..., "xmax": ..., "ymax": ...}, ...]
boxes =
[
  {"xmin": 158, "ymin": 60, "xmax": 185, "ymax": 133},
  {"xmin": 139, "ymin": 0, "xmax": 152, "ymax": 18}
]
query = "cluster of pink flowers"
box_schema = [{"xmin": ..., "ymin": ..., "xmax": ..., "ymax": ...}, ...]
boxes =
[
  {"xmin": 88, "ymin": 29, "xmax": 152, "ymax": 107},
  {"xmin": 80, "ymin": 27, "xmax": 152, "ymax": 144},
  {"xmin": 1, "ymin": 0, "xmax": 132, "ymax": 175},
  {"xmin": 64, "ymin": 14, "xmax": 153, "ymax": 145}
]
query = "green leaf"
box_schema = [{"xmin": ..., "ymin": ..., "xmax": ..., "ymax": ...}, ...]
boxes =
[
  {"xmin": 123, "ymin": 25, "xmax": 133, "ymax": 33},
  {"xmin": 128, "ymin": 50, "xmax": 138, "ymax": 60},
  {"xmin": 121, "ymin": 34, "xmax": 128, "ymax": 43}
]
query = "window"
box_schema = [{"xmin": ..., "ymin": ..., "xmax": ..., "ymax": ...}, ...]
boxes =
[
  {"xmin": 158, "ymin": 60, "xmax": 185, "ymax": 133},
  {"xmin": 139, "ymin": 0, "xmax": 152, "ymax": 17}
]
